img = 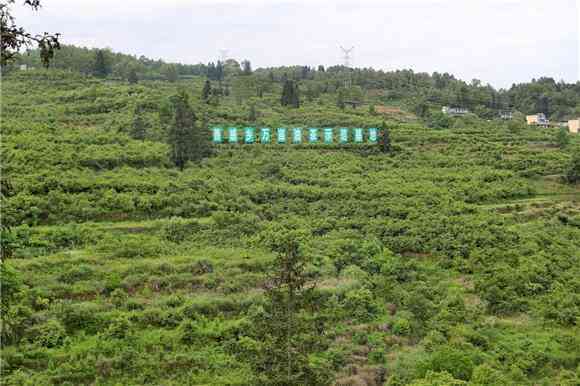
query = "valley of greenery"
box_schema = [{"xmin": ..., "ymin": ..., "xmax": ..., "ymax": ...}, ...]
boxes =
[{"xmin": 1, "ymin": 47, "xmax": 580, "ymax": 385}]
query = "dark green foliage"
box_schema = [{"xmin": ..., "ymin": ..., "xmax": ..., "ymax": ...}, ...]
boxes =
[
  {"xmin": 565, "ymin": 150, "xmax": 580, "ymax": 184},
  {"xmin": 92, "ymin": 49, "xmax": 110, "ymax": 78},
  {"xmin": 556, "ymin": 127, "xmax": 570, "ymax": 148},
  {"xmin": 281, "ymin": 79, "xmax": 300, "ymax": 108},
  {"xmin": 167, "ymin": 90, "xmax": 211, "ymax": 169},
  {"xmin": 381, "ymin": 120, "xmax": 391, "ymax": 153},
  {"xmin": 127, "ymin": 68, "xmax": 138, "ymax": 84},
  {"xmin": 428, "ymin": 112, "xmax": 452, "ymax": 129},
  {"xmin": 162, "ymin": 64, "xmax": 179, "ymax": 82},
  {"xmin": 242, "ymin": 224, "xmax": 330, "ymax": 385},
  {"xmin": 241, "ymin": 59, "xmax": 252, "ymax": 75},
  {"xmin": 202, "ymin": 80, "xmax": 212, "ymax": 102},
  {"xmin": 130, "ymin": 104, "xmax": 147, "ymax": 140},
  {"xmin": 336, "ymin": 88, "xmax": 345, "ymax": 110},
  {"xmin": 248, "ymin": 104, "xmax": 257, "ymax": 122}
]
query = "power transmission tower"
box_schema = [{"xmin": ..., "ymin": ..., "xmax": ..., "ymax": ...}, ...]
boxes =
[{"xmin": 340, "ymin": 46, "xmax": 354, "ymax": 88}]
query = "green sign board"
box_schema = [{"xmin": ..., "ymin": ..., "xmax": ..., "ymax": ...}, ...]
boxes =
[
  {"xmin": 292, "ymin": 128, "xmax": 302, "ymax": 144},
  {"xmin": 308, "ymin": 128, "xmax": 318, "ymax": 143},
  {"xmin": 261, "ymin": 128, "xmax": 271, "ymax": 143},
  {"xmin": 339, "ymin": 128, "xmax": 349, "ymax": 144},
  {"xmin": 368, "ymin": 128, "xmax": 378, "ymax": 143},
  {"xmin": 324, "ymin": 128, "xmax": 333, "ymax": 144},
  {"xmin": 244, "ymin": 127, "xmax": 255, "ymax": 144},
  {"xmin": 228, "ymin": 127, "xmax": 238, "ymax": 143},
  {"xmin": 213, "ymin": 126, "xmax": 379, "ymax": 145},
  {"xmin": 354, "ymin": 128, "xmax": 363, "ymax": 143},
  {"xmin": 212, "ymin": 127, "xmax": 223, "ymax": 144},
  {"xmin": 277, "ymin": 128, "xmax": 287, "ymax": 144}
]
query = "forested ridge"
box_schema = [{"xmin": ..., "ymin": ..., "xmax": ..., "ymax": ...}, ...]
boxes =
[
  {"xmin": 12, "ymin": 44, "xmax": 580, "ymax": 121},
  {"xmin": 1, "ymin": 46, "xmax": 579, "ymax": 385}
]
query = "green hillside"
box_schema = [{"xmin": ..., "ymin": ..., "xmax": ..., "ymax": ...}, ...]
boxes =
[{"xmin": 1, "ymin": 69, "xmax": 579, "ymax": 385}]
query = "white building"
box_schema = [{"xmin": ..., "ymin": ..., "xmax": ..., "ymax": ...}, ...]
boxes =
[{"xmin": 442, "ymin": 106, "xmax": 469, "ymax": 116}]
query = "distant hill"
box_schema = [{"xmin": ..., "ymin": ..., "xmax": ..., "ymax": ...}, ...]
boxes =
[{"xmin": 9, "ymin": 44, "xmax": 580, "ymax": 121}]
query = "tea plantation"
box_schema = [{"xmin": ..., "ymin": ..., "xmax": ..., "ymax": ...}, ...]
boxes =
[{"xmin": 1, "ymin": 70, "xmax": 579, "ymax": 385}]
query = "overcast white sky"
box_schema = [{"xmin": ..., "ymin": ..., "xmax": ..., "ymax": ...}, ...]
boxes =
[{"xmin": 15, "ymin": 0, "xmax": 580, "ymax": 88}]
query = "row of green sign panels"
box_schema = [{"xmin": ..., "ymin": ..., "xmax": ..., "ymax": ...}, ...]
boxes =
[{"xmin": 212, "ymin": 127, "xmax": 379, "ymax": 144}]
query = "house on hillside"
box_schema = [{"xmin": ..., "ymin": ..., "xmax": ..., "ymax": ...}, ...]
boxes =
[
  {"xmin": 442, "ymin": 106, "xmax": 469, "ymax": 116},
  {"xmin": 526, "ymin": 113, "xmax": 549, "ymax": 127},
  {"xmin": 568, "ymin": 119, "xmax": 580, "ymax": 134}
]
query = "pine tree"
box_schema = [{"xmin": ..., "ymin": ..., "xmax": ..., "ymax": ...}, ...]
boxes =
[
  {"xmin": 130, "ymin": 105, "xmax": 147, "ymax": 140},
  {"xmin": 127, "ymin": 68, "xmax": 138, "ymax": 84},
  {"xmin": 336, "ymin": 88, "xmax": 345, "ymax": 110},
  {"xmin": 241, "ymin": 59, "xmax": 252, "ymax": 75},
  {"xmin": 216, "ymin": 61, "xmax": 224, "ymax": 81},
  {"xmin": 202, "ymin": 80, "xmax": 212, "ymax": 103},
  {"xmin": 381, "ymin": 120, "xmax": 391, "ymax": 153},
  {"xmin": 565, "ymin": 151, "xmax": 580, "ymax": 184},
  {"xmin": 93, "ymin": 49, "xmax": 109, "ymax": 78},
  {"xmin": 162, "ymin": 64, "xmax": 178, "ymax": 82},
  {"xmin": 281, "ymin": 80, "xmax": 300, "ymax": 108},
  {"xmin": 248, "ymin": 104, "xmax": 257, "ymax": 122},
  {"xmin": 158, "ymin": 99, "xmax": 174, "ymax": 129},
  {"xmin": 244, "ymin": 225, "xmax": 331, "ymax": 385},
  {"xmin": 167, "ymin": 90, "xmax": 211, "ymax": 170},
  {"xmin": 291, "ymin": 81, "xmax": 300, "ymax": 108},
  {"xmin": 281, "ymin": 79, "xmax": 292, "ymax": 107},
  {"xmin": 556, "ymin": 127, "xmax": 570, "ymax": 148}
]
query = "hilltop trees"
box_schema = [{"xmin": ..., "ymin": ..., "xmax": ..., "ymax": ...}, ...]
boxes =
[
  {"xmin": 162, "ymin": 64, "xmax": 179, "ymax": 82},
  {"xmin": 127, "ymin": 68, "xmax": 138, "ymax": 84},
  {"xmin": 241, "ymin": 59, "xmax": 252, "ymax": 75},
  {"xmin": 93, "ymin": 49, "xmax": 111, "ymax": 78},
  {"xmin": 281, "ymin": 80, "xmax": 300, "ymax": 108},
  {"xmin": 167, "ymin": 90, "xmax": 211, "ymax": 169}
]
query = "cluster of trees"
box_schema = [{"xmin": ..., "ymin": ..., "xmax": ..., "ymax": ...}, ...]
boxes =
[
  {"xmin": 11, "ymin": 45, "xmax": 256, "ymax": 82},
  {"xmin": 281, "ymin": 79, "xmax": 300, "ymax": 108},
  {"xmin": 12, "ymin": 44, "xmax": 580, "ymax": 122}
]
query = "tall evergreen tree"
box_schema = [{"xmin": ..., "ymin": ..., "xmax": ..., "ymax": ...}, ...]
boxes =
[
  {"xmin": 202, "ymin": 80, "xmax": 212, "ymax": 103},
  {"xmin": 127, "ymin": 68, "xmax": 138, "ymax": 84},
  {"xmin": 167, "ymin": 90, "xmax": 211, "ymax": 170},
  {"xmin": 216, "ymin": 61, "xmax": 224, "ymax": 81},
  {"xmin": 162, "ymin": 64, "xmax": 178, "ymax": 82},
  {"xmin": 130, "ymin": 105, "xmax": 146, "ymax": 140},
  {"xmin": 93, "ymin": 49, "xmax": 110, "ymax": 78},
  {"xmin": 281, "ymin": 80, "xmax": 300, "ymax": 108},
  {"xmin": 241, "ymin": 60, "xmax": 252, "ymax": 75},
  {"xmin": 291, "ymin": 81, "xmax": 300, "ymax": 108},
  {"xmin": 336, "ymin": 88, "xmax": 345, "ymax": 110},
  {"xmin": 243, "ymin": 226, "xmax": 330, "ymax": 385},
  {"xmin": 248, "ymin": 104, "xmax": 257, "ymax": 122},
  {"xmin": 381, "ymin": 120, "xmax": 391, "ymax": 154},
  {"xmin": 281, "ymin": 79, "xmax": 293, "ymax": 107}
]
